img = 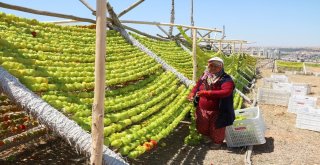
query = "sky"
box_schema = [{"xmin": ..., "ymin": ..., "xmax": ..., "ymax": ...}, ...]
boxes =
[{"xmin": 1, "ymin": 0, "xmax": 320, "ymax": 47}]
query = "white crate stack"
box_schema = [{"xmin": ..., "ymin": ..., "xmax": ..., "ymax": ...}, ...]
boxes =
[
  {"xmin": 270, "ymin": 74, "xmax": 289, "ymax": 83},
  {"xmin": 288, "ymin": 95, "xmax": 317, "ymax": 113},
  {"xmin": 262, "ymin": 78, "xmax": 275, "ymax": 88},
  {"xmin": 296, "ymin": 106, "xmax": 320, "ymax": 132},
  {"xmin": 272, "ymin": 82, "xmax": 293, "ymax": 93},
  {"xmin": 257, "ymin": 74, "xmax": 320, "ymax": 133},
  {"xmin": 291, "ymin": 86, "xmax": 308, "ymax": 96},
  {"xmin": 292, "ymin": 83, "xmax": 311, "ymax": 95},
  {"xmin": 225, "ymin": 107, "xmax": 266, "ymax": 147},
  {"xmin": 257, "ymin": 88, "xmax": 291, "ymax": 106},
  {"xmin": 262, "ymin": 75, "xmax": 289, "ymax": 88}
]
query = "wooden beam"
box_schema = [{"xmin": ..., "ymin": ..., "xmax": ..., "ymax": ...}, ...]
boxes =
[
  {"xmin": 174, "ymin": 28, "xmax": 190, "ymax": 38},
  {"xmin": 43, "ymin": 19, "xmax": 81, "ymax": 24},
  {"xmin": 197, "ymin": 31, "xmax": 204, "ymax": 38},
  {"xmin": 235, "ymin": 88, "xmax": 252, "ymax": 104},
  {"xmin": 156, "ymin": 25, "xmax": 170, "ymax": 37},
  {"xmin": 180, "ymin": 120, "xmax": 191, "ymax": 124},
  {"xmin": 202, "ymin": 38, "xmax": 248, "ymax": 43},
  {"xmin": 91, "ymin": 0, "xmax": 106, "ymax": 164},
  {"xmin": 79, "ymin": 0, "xmax": 96, "ymax": 14},
  {"xmin": 192, "ymin": 28, "xmax": 197, "ymax": 81},
  {"xmin": 122, "ymin": 24, "xmax": 169, "ymax": 41},
  {"xmin": 202, "ymin": 31, "xmax": 212, "ymax": 39},
  {"xmin": 106, "ymin": 2, "xmax": 134, "ymax": 44},
  {"xmin": 0, "ymin": 2, "xmax": 95, "ymax": 24},
  {"xmin": 212, "ymin": 44, "xmax": 218, "ymax": 51},
  {"xmin": 197, "ymin": 31, "xmax": 212, "ymax": 42},
  {"xmin": 245, "ymin": 146, "xmax": 253, "ymax": 165},
  {"xmin": 118, "ymin": 0, "xmax": 145, "ymax": 18},
  {"xmin": 156, "ymin": 34, "xmax": 169, "ymax": 39},
  {"xmin": 120, "ymin": 20, "xmax": 222, "ymax": 32},
  {"xmin": 106, "ymin": 2, "xmax": 123, "ymax": 28}
]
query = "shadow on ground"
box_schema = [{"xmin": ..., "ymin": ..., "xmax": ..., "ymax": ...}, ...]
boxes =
[
  {"xmin": 252, "ymin": 137, "xmax": 275, "ymax": 155},
  {"xmin": 129, "ymin": 124, "xmax": 208, "ymax": 165},
  {"xmin": 130, "ymin": 123, "xmax": 246, "ymax": 165},
  {"xmin": 0, "ymin": 137, "xmax": 88, "ymax": 165}
]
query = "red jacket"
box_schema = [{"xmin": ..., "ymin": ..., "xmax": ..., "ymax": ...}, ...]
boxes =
[
  {"xmin": 191, "ymin": 73, "xmax": 236, "ymax": 128},
  {"xmin": 191, "ymin": 77, "xmax": 234, "ymax": 111}
]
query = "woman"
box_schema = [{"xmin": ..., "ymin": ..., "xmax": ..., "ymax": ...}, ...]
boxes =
[{"xmin": 187, "ymin": 57, "xmax": 235, "ymax": 149}]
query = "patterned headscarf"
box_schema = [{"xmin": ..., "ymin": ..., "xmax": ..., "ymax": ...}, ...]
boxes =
[{"xmin": 201, "ymin": 68, "xmax": 225, "ymax": 86}]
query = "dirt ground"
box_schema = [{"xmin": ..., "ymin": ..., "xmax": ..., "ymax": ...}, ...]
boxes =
[
  {"xmin": 131, "ymin": 124, "xmax": 246, "ymax": 165},
  {"xmin": 306, "ymin": 65, "xmax": 320, "ymax": 74},
  {"xmin": 252, "ymin": 60, "xmax": 320, "ymax": 165},
  {"xmin": 0, "ymin": 136, "xmax": 88, "ymax": 165},
  {"xmin": 1, "ymin": 59, "xmax": 320, "ymax": 165}
]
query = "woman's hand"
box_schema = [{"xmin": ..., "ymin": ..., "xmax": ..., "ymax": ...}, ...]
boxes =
[
  {"xmin": 197, "ymin": 90, "xmax": 209, "ymax": 97},
  {"xmin": 187, "ymin": 93, "xmax": 194, "ymax": 102}
]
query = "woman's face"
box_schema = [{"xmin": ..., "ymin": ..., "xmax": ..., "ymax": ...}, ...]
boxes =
[{"xmin": 208, "ymin": 61, "xmax": 222, "ymax": 74}]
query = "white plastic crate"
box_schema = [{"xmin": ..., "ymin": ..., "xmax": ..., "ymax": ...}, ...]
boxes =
[
  {"xmin": 225, "ymin": 107, "xmax": 266, "ymax": 147},
  {"xmin": 272, "ymin": 82, "xmax": 293, "ymax": 93},
  {"xmin": 257, "ymin": 88, "xmax": 291, "ymax": 106},
  {"xmin": 288, "ymin": 95, "xmax": 317, "ymax": 113},
  {"xmin": 292, "ymin": 83, "xmax": 311, "ymax": 94},
  {"xmin": 296, "ymin": 106, "xmax": 320, "ymax": 132},
  {"xmin": 315, "ymin": 72, "xmax": 320, "ymax": 77},
  {"xmin": 291, "ymin": 85, "xmax": 308, "ymax": 96},
  {"xmin": 270, "ymin": 74, "xmax": 289, "ymax": 83},
  {"xmin": 262, "ymin": 78, "xmax": 275, "ymax": 88}
]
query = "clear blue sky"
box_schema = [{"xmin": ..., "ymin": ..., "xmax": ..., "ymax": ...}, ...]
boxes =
[{"xmin": 1, "ymin": 0, "xmax": 320, "ymax": 47}]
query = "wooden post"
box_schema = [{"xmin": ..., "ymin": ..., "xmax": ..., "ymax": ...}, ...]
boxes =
[
  {"xmin": 219, "ymin": 41, "xmax": 222, "ymax": 52},
  {"xmin": 192, "ymin": 28, "xmax": 197, "ymax": 81},
  {"xmin": 190, "ymin": 0, "xmax": 194, "ymax": 37},
  {"xmin": 91, "ymin": 0, "xmax": 106, "ymax": 164},
  {"xmin": 169, "ymin": 0, "xmax": 175, "ymax": 37},
  {"xmin": 222, "ymin": 25, "xmax": 226, "ymax": 39},
  {"xmin": 303, "ymin": 62, "xmax": 307, "ymax": 74},
  {"xmin": 240, "ymin": 42, "xmax": 243, "ymax": 54}
]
